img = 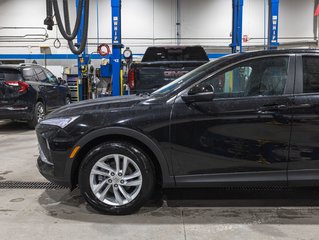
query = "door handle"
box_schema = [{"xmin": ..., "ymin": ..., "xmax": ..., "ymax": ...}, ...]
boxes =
[
  {"xmin": 257, "ymin": 104, "xmax": 288, "ymax": 114},
  {"xmin": 276, "ymin": 105, "xmax": 288, "ymax": 110}
]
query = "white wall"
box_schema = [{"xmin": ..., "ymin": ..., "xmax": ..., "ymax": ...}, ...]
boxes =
[
  {"xmin": 243, "ymin": 0, "xmax": 267, "ymax": 45},
  {"xmin": 279, "ymin": 0, "xmax": 315, "ymax": 40},
  {"xmin": 179, "ymin": 0, "xmax": 232, "ymax": 46},
  {"xmin": 0, "ymin": 0, "xmax": 317, "ymax": 63}
]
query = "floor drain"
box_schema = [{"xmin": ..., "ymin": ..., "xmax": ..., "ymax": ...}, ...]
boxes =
[{"xmin": 0, "ymin": 181, "xmax": 67, "ymax": 189}]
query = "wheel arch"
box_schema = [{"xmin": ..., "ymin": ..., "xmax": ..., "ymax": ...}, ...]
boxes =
[
  {"xmin": 35, "ymin": 97, "xmax": 47, "ymax": 112},
  {"xmin": 36, "ymin": 97, "xmax": 44, "ymax": 104},
  {"xmin": 66, "ymin": 127, "xmax": 175, "ymax": 189}
]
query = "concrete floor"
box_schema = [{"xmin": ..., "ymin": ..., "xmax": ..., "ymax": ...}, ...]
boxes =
[{"xmin": 1, "ymin": 120, "xmax": 319, "ymax": 240}]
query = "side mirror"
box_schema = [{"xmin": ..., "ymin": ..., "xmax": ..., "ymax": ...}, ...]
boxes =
[
  {"xmin": 181, "ymin": 84, "xmax": 215, "ymax": 103},
  {"xmin": 57, "ymin": 77, "xmax": 63, "ymax": 85}
]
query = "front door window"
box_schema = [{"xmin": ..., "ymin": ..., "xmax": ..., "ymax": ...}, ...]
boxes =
[{"xmin": 197, "ymin": 57, "xmax": 289, "ymax": 98}]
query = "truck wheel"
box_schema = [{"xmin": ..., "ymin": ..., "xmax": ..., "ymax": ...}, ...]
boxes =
[
  {"xmin": 28, "ymin": 102, "xmax": 45, "ymax": 128},
  {"xmin": 79, "ymin": 142, "xmax": 155, "ymax": 215}
]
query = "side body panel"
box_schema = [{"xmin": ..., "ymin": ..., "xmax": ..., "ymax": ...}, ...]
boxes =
[
  {"xmin": 170, "ymin": 55, "xmax": 296, "ymax": 187},
  {"xmin": 288, "ymin": 54, "xmax": 319, "ymax": 185}
]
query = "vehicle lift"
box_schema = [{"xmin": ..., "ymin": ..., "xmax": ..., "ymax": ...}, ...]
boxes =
[
  {"xmin": 231, "ymin": 0, "xmax": 244, "ymax": 53},
  {"xmin": 231, "ymin": 0, "xmax": 279, "ymax": 53},
  {"xmin": 268, "ymin": 0, "xmax": 280, "ymax": 49},
  {"xmin": 76, "ymin": 0, "xmax": 88, "ymax": 101},
  {"xmin": 76, "ymin": 0, "xmax": 122, "ymax": 100}
]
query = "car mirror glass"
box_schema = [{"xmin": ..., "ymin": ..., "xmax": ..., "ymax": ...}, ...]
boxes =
[
  {"xmin": 182, "ymin": 84, "xmax": 215, "ymax": 103},
  {"xmin": 57, "ymin": 77, "xmax": 63, "ymax": 85},
  {"xmin": 189, "ymin": 84, "xmax": 214, "ymax": 95}
]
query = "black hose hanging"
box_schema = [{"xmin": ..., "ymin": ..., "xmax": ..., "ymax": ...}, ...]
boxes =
[
  {"xmin": 44, "ymin": 0, "xmax": 54, "ymax": 30},
  {"xmin": 46, "ymin": 0, "xmax": 52, "ymax": 17},
  {"xmin": 63, "ymin": 0, "xmax": 90, "ymax": 55},
  {"xmin": 52, "ymin": 0, "xmax": 84, "ymax": 41},
  {"xmin": 50, "ymin": 0, "xmax": 90, "ymax": 55}
]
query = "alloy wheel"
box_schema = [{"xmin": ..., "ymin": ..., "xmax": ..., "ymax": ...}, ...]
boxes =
[
  {"xmin": 36, "ymin": 104, "xmax": 45, "ymax": 123},
  {"xmin": 89, "ymin": 154, "xmax": 143, "ymax": 206},
  {"xmin": 66, "ymin": 97, "xmax": 71, "ymax": 105}
]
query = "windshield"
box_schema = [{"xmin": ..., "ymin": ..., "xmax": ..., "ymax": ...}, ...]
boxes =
[{"xmin": 151, "ymin": 56, "xmax": 233, "ymax": 97}]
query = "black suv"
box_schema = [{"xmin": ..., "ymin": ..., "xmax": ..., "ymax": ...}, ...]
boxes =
[
  {"xmin": 0, "ymin": 64, "xmax": 71, "ymax": 127},
  {"xmin": 37, "ymin": 49, "xmax": 319, "ymax": 215}
]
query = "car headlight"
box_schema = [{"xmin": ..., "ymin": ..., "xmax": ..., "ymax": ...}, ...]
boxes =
[{"xmin": 40, "ymin": 116, "xmax": 80, "ymax": 128}]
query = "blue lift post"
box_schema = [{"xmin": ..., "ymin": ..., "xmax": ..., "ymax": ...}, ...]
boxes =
[
  {"xmin": 268, "ymin": 0, "xmax": 279, "ymax": 49},
  {"xmin": 231, "ymin": 0, "xmax": 244, "ymax": 53},
  {"xmin": 76, "ymin": 0, "xmax": 89, "ymax": 101},
  {"xmin": 111, "ymin": 0, "xmax": 122, "ymax": 96}
]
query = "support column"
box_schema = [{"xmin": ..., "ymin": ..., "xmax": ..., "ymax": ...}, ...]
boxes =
[
  {"xmin": 268, "ymin": 0, "xmax": 279, "ymax": 49},
  {"xmin": 230, "ymin": 0, "xmax": 244, "ymax": 53},
  {"xmin": 76, "ymin": 0, "xmax": 88, "ymax": 101},
  {"xmin": 111, "ymin": 0, "xmax": 122, "ymax": 96}
]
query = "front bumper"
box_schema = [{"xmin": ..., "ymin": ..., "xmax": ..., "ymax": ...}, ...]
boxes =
[
  {"xmin": 37, "ymin": 156, "xmax": 71, "ymax": 188},
  {"xmin": 36, "ymin": 125, "xmax": 76, "ymax": 188}
]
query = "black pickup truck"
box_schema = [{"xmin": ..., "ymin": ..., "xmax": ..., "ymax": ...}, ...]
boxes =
[{"xmin": 127, "ymin": 46, "xmax": 209, "ymax": 94}]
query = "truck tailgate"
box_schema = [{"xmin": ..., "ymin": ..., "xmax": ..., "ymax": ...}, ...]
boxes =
[{"xmin": 135, "ymin": 61, "xmax": 207, "ymax": 93}]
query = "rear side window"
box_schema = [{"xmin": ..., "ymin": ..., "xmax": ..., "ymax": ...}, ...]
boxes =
[
  {"xmin": 22, "ymin": 68, "xmax": 37, "ymax": 81},
  {"xmin": 303, "ymin": 56, "xmax": 319, "ymax": 93},
  {"xmin": 0, "ymin": 68, "xmax": 22, "ymax": 82},
  {"xmin": 142, "ymin": 47, "xmax": 208, "ymax": 62}
]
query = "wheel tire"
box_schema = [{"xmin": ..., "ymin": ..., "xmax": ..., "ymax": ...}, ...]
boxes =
[
  {"xmin": 27, "ymin": 102, "xmax": 45, "ymax": 129},
  {"xmin": 65, "ymin": 96, "xmax": 71, "ymax": 105},
  {"xmin": 79, "ymin": 142, "xmax": 155, "ymax": 215}
]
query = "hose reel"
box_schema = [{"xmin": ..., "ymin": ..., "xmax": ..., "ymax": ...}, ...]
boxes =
[{"xmin": 97, "ymin": 44, "xmax": 111, "ymax": 57}]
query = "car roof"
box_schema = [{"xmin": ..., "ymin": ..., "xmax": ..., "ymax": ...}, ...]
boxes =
[
  {"xmin": 0, "ymin": 64, "xmax": 42, "ymax": 71},
  {"xmin": 147, "ymin": 45, "xmax": 204, "ymax": 49},
  {"xmin": 228, "ymin": 48, "xmax": 319, "ymax": 59},
  {"xmin": 0, "ymin": 64, "xmax": 22, "ymax": 69},
  {"xmin": 208, "ymin": 48, "xmax": 319, "ymax": 68}
]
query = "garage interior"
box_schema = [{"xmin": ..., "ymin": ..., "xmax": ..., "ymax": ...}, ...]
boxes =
[{"xmin": 1, "ymin": 0, "xmax": 319, "ymax": 239}]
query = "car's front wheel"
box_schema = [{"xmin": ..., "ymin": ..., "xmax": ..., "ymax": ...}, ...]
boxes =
[{"xmin": 79, "ymin": 142, "xmax": 155, "ymax": 215}]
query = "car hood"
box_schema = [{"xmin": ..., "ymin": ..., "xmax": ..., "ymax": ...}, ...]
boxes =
[{"xmin": 47, "ymin": 95, "xmax": 146, "ymax": 119}]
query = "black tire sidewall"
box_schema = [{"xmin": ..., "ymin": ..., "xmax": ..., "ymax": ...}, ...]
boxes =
[
  {"xmin": 66, "ymin": 96, "xmax": 71, "ymax": 105},
  {"xmin": 79, "ymin": 142, "xmax": 155, "ymax": 215},
  {"xmin": 28, "ymin": 102, "xmax": 45, "ymax": 128}
]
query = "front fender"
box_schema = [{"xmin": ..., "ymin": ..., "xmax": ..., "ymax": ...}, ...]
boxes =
[{"xmin": 65, "ymin": 126, "xmax": 175, "ymax": 188}]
